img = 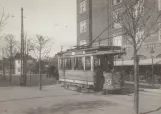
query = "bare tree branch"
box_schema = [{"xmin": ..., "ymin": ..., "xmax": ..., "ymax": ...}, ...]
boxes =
[
  {"xmin": 0, "ymin": 7, "xmax": 9, "ymax": 34},
  {"xmin": 30, "ymin": 35, "xmax": 53, "ymax": 60}
]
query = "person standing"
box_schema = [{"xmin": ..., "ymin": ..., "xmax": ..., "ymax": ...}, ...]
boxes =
[{"xmin": 94, "ymin": 66, "xmax": 104, "ymax": 92}]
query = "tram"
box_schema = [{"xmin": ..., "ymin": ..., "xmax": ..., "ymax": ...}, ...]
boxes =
[{"xmin": 57, "ymin": 46, "xmax": 125, "ymax": 92}]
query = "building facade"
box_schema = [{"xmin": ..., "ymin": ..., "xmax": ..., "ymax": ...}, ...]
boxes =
[
  {"xmin": 77, "ymin": 0, "xmax": 161, "ymax": 79},
  {"xmin": 14, "ymin": 53, "xmax": 36, "ymax": 75},
  {"xmin": 15, "ymin": 59, "xmax": 21, "ymax": 75}
]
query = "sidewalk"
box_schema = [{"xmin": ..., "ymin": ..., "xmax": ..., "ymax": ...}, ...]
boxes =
[{"xmin": 142, "ymin": 88, "xmax": 161, "ymax": 94}]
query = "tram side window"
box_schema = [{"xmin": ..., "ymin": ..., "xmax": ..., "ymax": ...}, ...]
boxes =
[
  {"xmin": 59, "ymin": 58, "xmax": 64, "ymax": 69},
  {"xmin": 65, "ymin": 58, "xmax": 72, "ymax": 70},
  {"xmin": 74, "ymin": 57, "xmax": 84, "ymax": 70},
  {"xmin": 85, "ymin": 56, "xmax": 91, "ymax": 70}
]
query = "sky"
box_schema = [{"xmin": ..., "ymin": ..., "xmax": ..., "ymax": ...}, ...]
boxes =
[{"xmin": 0, "ymin": 0, "xmax": 77, "ymax": 57}]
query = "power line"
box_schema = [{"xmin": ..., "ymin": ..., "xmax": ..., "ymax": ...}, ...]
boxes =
[{"xmin": 88, "ymin": 1, "xmax": 140, "ymax": 47}]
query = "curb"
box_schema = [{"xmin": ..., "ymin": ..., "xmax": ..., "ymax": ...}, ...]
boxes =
[{"xmin": 141, "ymin": 89, "xmax": 161, "ymax": 94}]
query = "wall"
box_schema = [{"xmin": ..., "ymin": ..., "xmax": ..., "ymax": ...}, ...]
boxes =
[
  {"xmin": 15, "ymin": 60, "xmax": 21, "ymax": 75},
  {"xmin": 92, "ymin": 0, "xmax": 109, "ymax": 46},
  {"xmin": 77, "ymin": 0, "xmax": 91, "ymax": 46}
]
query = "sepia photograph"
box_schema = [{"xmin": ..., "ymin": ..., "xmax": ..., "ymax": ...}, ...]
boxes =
[{"xmin": 0, "ymin": 0, "xmax": 161, "ymax": 114}]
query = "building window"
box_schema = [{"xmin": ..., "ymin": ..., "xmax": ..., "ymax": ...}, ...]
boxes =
[
  {"xmin": 80, "ymin": 20, "xmax": 87, "ymax": 33},
  {"xmin": 113, "ymin": 0, "xmax": 122, "ymax": 6},
  {"xmin": 80, "ymin": 40, "xmax": 87, "ymax": 45},
  {"xmin": 138, "ymin": 0, "xmax": 144, "ymax": 16},
  {"xmin": 133, "ymin": 0, "xmax": 144, "ymax": 18},
  {"xmin": 113, "ymin": 36, "xmax": 122, "ymax": 46},
  {"xmin": 80, "ymin": 0, "xmax": 86, "ymax": 14},
  {"xmin": 113, "ymin": 7, "xmax": 122, "ymax": 29},
  {"xmin": 159, "ymin": 0, "xmax": 161, "ymax": 10},
  {"xmin": 136, "ymin": 27, "xmax": 144, "ymax": 44}
]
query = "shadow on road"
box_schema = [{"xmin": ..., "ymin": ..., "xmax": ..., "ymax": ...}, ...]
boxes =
[
  {"xmin": 26, "ymin": 100, "xmax": 117, "ymax": 114},
  {"xmin": 140, "ymin": 107, "xmax": 161, "ymax": 114},
  {"xmin": 61, "ymin": 86, "xmax": 135, "ymax": 96}
]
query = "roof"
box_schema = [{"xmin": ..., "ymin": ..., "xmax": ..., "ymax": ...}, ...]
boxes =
[
  {"xmin": 59, "ymin": 50, "xmax": 125, "ymax": 58},
  {"xmin": 57, "ymin": 46, "xmax": 124, "ymax": 57},
  {"xmin": 14, "ymin": 53, "xmax": 36, "ymax": 60}
]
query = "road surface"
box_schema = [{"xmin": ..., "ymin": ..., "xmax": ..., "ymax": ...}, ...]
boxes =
[{"xmin": 0, "ymin": 85, "xmax": 160, "ymax": 114}]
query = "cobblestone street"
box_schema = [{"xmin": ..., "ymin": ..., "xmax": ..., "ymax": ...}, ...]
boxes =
[{"xmin": 0, "ymin": 85, "xmax": 160, "ymax": 114}]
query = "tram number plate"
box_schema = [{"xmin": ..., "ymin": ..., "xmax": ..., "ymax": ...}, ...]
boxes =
[{"xmin": 106, "ymin": 78, "xmax": 112, "ymax": 85}]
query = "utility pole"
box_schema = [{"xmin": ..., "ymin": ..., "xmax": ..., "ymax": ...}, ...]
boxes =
[
  {"xmin": 9, "ymin": 40, "xmax": 13, "ymax": 84},
  {"xmin": 20, "ymin": 7, "xmax": 26, "ymax": 86}
]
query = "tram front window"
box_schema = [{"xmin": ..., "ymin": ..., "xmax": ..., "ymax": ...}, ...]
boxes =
[{"xmin": 102, "ymin": 55, "xmax": 114, "ymax": 72}]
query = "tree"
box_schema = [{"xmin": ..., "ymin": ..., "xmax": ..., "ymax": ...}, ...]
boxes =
[
  {"xmin": 0, "ymin": 7, "xmax": 9, "ymax": 39},
  {"xmin": 113, "ymin": 0, "xmax": 161, "ymax": 113},
  {"xmin": 88, "ymin": 0, "xmax": 161, "ymax": 113},
  {"xmin": 0, "ymin": 7, "xmax": 9, "ymax": 80},
  {"xmin": 4, "ymin": 34, "xmax": 17, "ymax": 84},
  {"xmin": 30, "ymin": 35, "xmax": 52, "ymax": 90}
]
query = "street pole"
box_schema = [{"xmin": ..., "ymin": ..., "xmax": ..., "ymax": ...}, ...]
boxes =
[
  {"xmin": 39, "ymin": 39, "xmax": 42, "ymax": 90},
  {"xmin": 152, "ymin": 56, "xmax": 154, "ymax": 82},
  {"xmin": 134, "ymin": 54, "xmax": 139, "ymax": 114},
  {"xmin": 150, "ymin": 47, "xmax": 155, "ymax": 83},
  {"xmin": 9, "ymin": 42, "xmax": 13, "ymax": 84},
  {"xmin": 122, "ymin": 55, "xmax": 124, "ymax": 70}
]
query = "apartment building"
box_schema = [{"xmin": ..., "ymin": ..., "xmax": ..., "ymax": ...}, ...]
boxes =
[{"xmin": 77, "ymin": 0, "xmax": 161, "ymax": 76}]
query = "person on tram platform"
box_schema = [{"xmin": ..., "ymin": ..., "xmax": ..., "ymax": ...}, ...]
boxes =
[{"xmin": 94, "ymin": 66, "xmax": 104, "ymax": 92}]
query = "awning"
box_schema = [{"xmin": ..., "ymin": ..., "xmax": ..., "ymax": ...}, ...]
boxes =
[{"xmin": 115, "ymin": 58, "xmax": 161, "ymax": 66}]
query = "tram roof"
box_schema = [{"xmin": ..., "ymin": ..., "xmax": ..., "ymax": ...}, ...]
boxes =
[
  {"xmin": 57, "ymin": 46, "xmax": 124, "ymax": 56},
  {"xmin": 59, "ymin": 50, "xmax": 125, "ymax": 58}
]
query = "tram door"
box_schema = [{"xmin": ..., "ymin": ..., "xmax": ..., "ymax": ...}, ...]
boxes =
[{"xmin": 101, "ymin": 55, "xmax": 115, "ymax": 90}]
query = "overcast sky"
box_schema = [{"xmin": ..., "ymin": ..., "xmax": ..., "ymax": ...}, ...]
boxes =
[{"xmin": 0, "ymin": 0, "xmax": 77, "ymax": 57}]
